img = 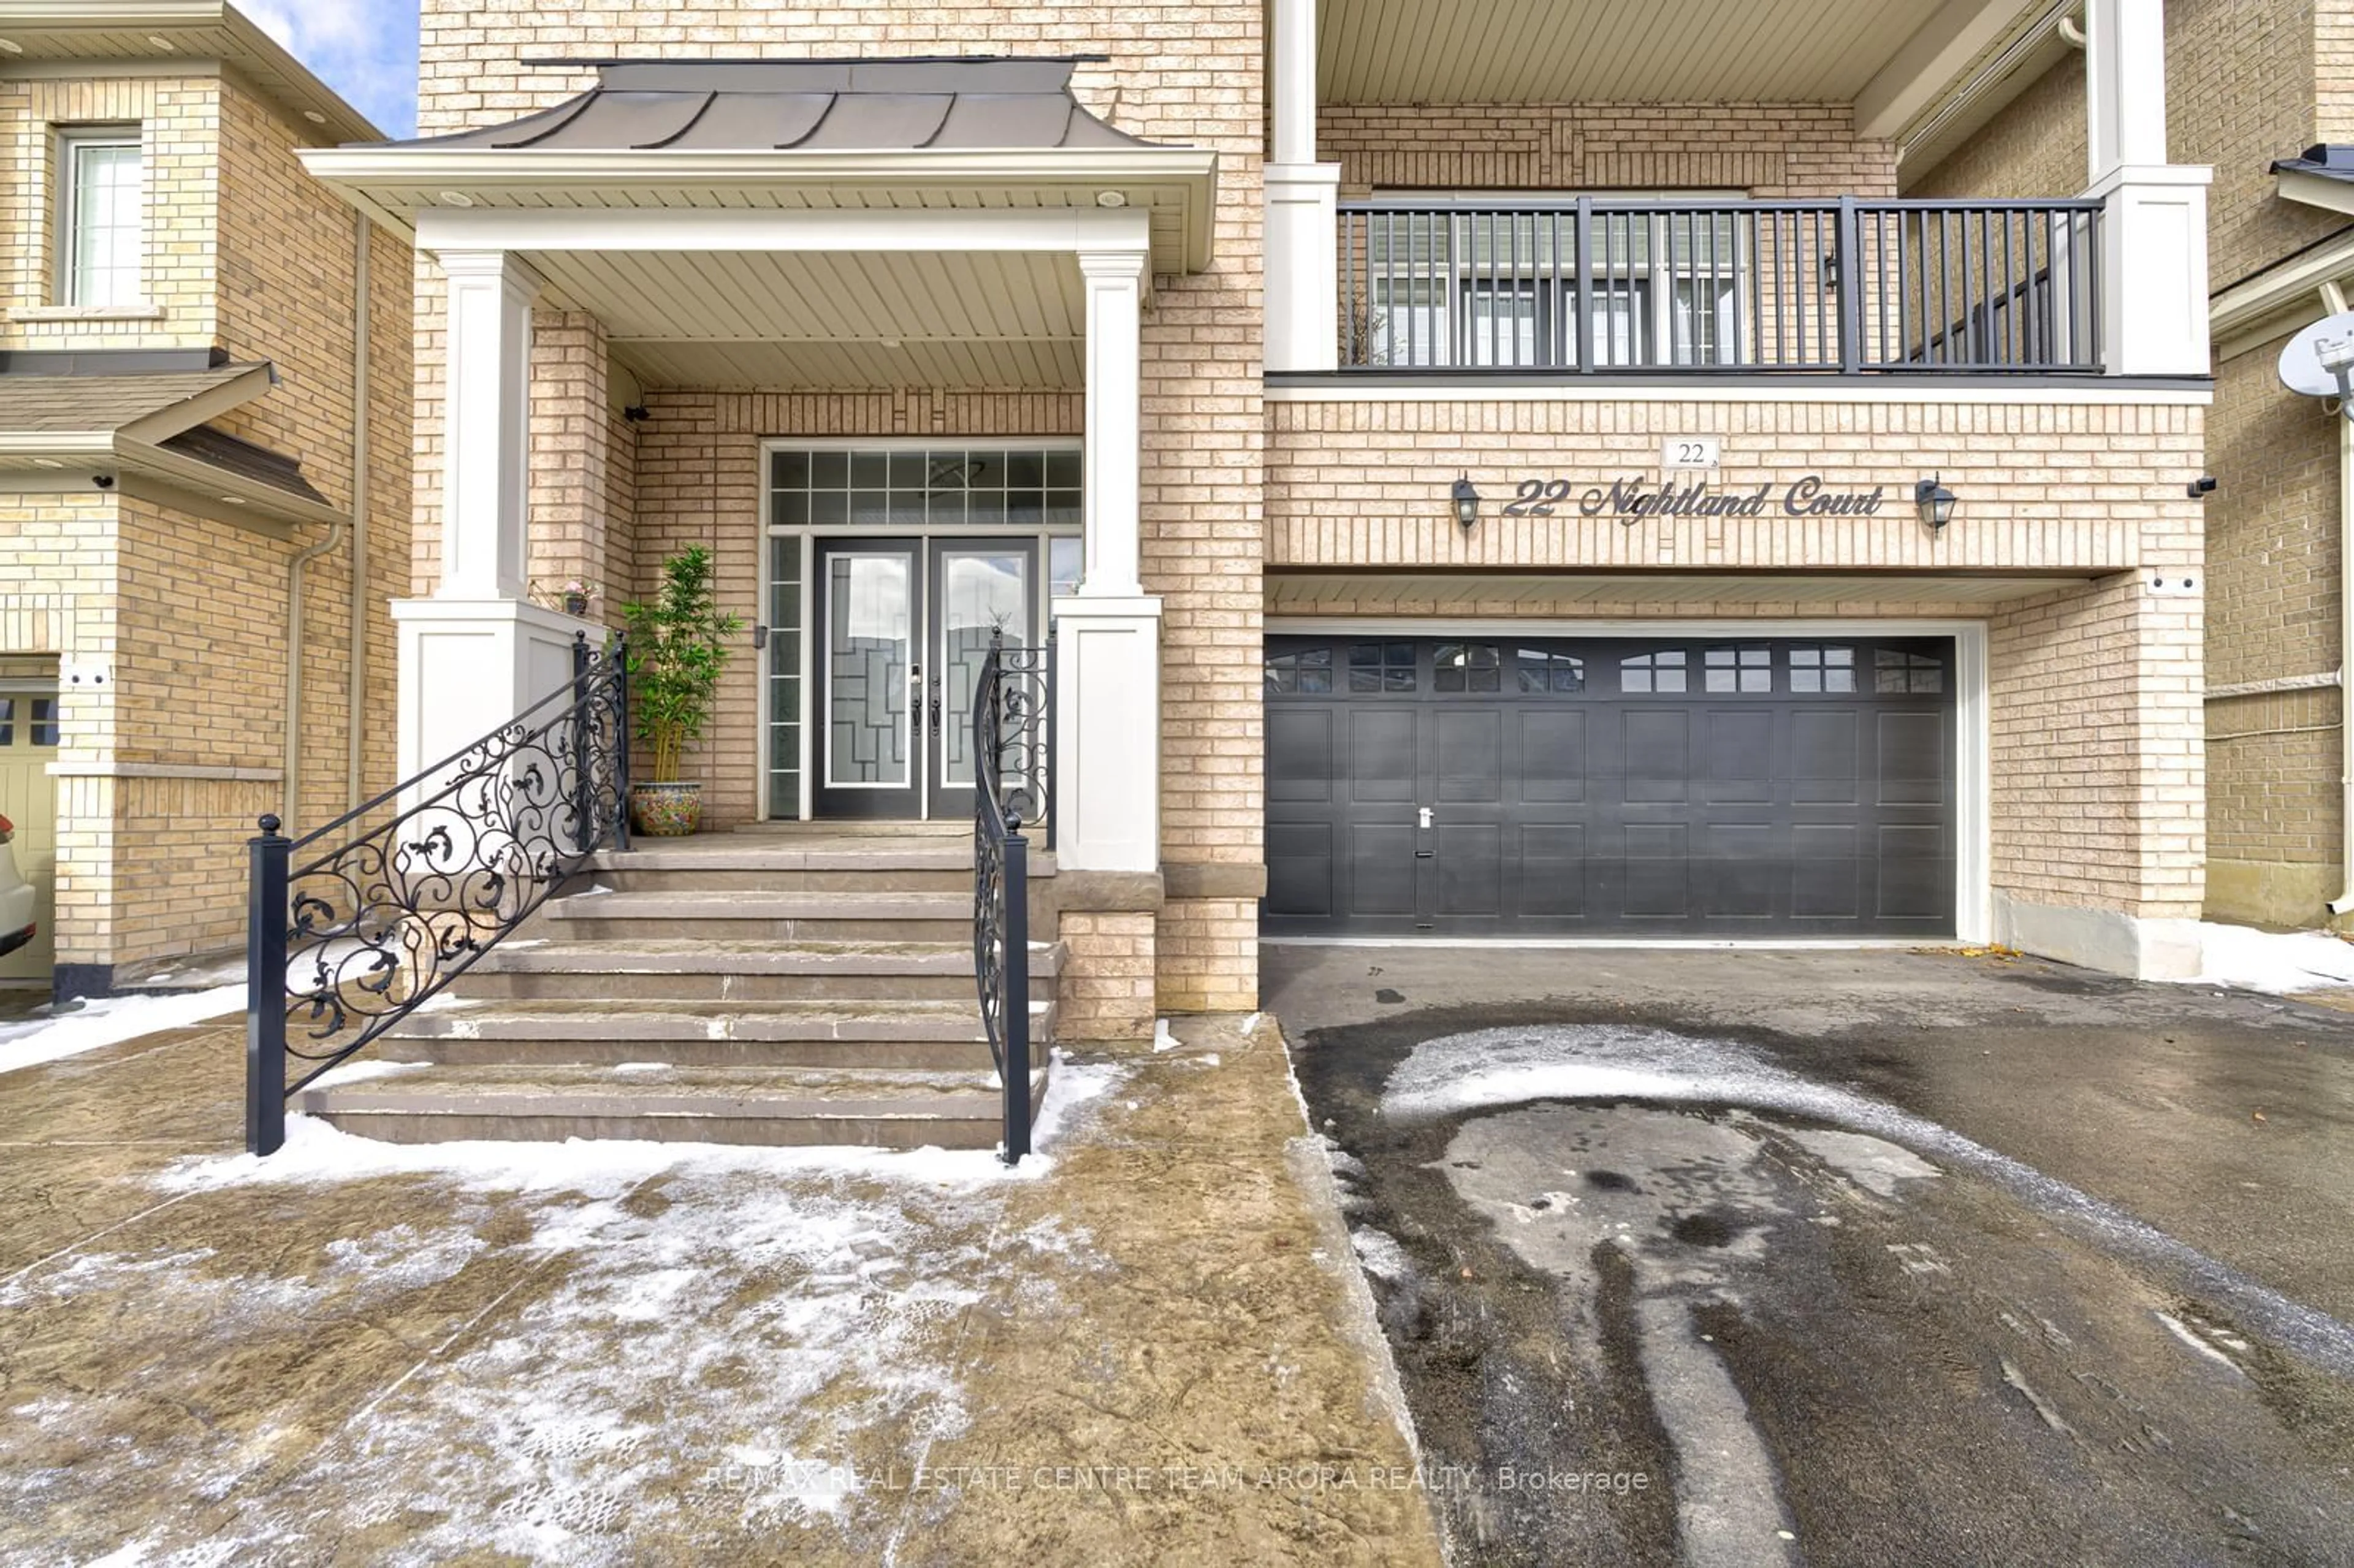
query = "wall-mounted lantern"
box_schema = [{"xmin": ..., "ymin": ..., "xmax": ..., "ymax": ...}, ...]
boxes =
[
  {"xmin": 1914, "ymin": 475, "xmax": 1957, "ymax": 532},
  {"xmin": 1451, "ymin": 474, "xmax": 1481, "ymax": 532}
]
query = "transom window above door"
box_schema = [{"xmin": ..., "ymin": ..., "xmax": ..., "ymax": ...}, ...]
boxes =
[{"xmin": 769, "ymin": 446, "xmax": 1080, "ymax": 529}]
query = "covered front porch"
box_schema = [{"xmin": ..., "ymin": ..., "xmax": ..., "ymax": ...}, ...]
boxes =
[{"xmin": 303, "ymin": 57, "xmax": 1222, "ymax": 880}]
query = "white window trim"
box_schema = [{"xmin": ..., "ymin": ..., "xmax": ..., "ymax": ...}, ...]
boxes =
[{"xmin": 57, "ymin": 124, "xmax": 147, "ymax": 309}]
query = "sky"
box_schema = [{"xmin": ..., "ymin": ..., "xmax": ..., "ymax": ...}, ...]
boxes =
[{"xmin": 241, "ymin": 0, "xmax": 420, "ymax": 138}]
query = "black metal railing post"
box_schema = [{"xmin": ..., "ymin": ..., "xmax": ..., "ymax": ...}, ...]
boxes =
[
  {"xmin": 1836, "ymin": 194, "xmax": 1864, "ymax": 375},
  {"xmin": 614, "ymin": 634, "xmax": 634, "ymax": 853},
  {"xmin": 570, "ymin": 632, "xmax": 593, "ymax": 857},
  {"xmin": 245, "ymin": 814, "xmax": 289, "ymax": 1156},
  {"xmin": 1044, "ymin": 625, "xmax": 1059, "ymax": 853},
  {"xmin": 1000, "ymin": 820, "xmax": 1032, "ymax": 1163}
]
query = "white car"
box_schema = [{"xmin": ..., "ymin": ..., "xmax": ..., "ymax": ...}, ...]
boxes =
[{"xmin": 0, "ymin": 813, "xmax": 34, "ymax": 958}]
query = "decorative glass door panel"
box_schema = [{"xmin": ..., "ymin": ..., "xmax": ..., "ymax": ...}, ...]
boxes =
[
  {"xmin": 812, "ymin": 542, "xmax": 920, "ymax": 819},
  {"xmin": 932, "ymin": 540, "xmax": 1037, "ymax": 821}
]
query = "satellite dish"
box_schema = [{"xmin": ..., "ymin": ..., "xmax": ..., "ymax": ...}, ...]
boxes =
[{"xmin": 2279, "ymin": 311, "xmax": 2354, "ymax": 397}]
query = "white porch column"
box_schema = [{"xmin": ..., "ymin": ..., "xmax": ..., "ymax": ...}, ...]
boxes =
[
  {"xmin": 2081, "ymin": 0, "xmax": 2211, "ymax": 376},
  {"xmin": 436, "ymin": 249, "xmax": 539, "ymax": 599},
  {"xmin": 1267, "ymin": 0, "xmax": 1341, "ymax": 373},
  {"xmin": 392, "ymin": 249, "xmax": 588, "ymax": 783},
  {"xmin": 1055, "ymin": 246, "xmax": 1162, "ymax": 873}
]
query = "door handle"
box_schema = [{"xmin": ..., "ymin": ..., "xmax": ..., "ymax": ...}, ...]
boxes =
[{"xmin": 929, "ymin": 674, "xmax": 942, "ymax": 733}]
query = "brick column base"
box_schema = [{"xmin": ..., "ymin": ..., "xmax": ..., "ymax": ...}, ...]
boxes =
[{"xmin": 1053, "ymin": 911, "xmax": 1158, "ymax": 1043}]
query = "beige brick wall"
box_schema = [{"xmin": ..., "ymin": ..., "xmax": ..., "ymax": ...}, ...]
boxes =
[
  {"xmin": 1267, "ymin": 392, "xmax": 2207, "ymax": 920},
  {"xmin": 527, "ymin": 311, "xmax": 614, "ymax": 609},
  {"xmin": 0, "ymin": 75, "xmax": 220, "ymax": 349},
  {"xmin": 1054, "ymin": 912, "xmax": 1156, "ymax": 1041},
  {"xmin": 2205, "ymin": 326, "xmax": 2344, "ymax": 921},
  {"xmin": 1267, "ymin": 396, "xmax": 2198, "ymax": 574},
  {"xmin": 1318, "ymin": 102, "xmax": 1895, "ymax": 198},
  {"xmin": 1989, "ymin": 576, "xmax": 2204, "ymax": 919}
]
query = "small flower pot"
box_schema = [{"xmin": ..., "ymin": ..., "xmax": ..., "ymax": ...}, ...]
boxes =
[
  {"xmin": 563, "ymin": 591, "xmax": 590, "ymax": 617},
  {"xmin": 629, "ymin": 780, "xmax": 702, "ymax": 837}
]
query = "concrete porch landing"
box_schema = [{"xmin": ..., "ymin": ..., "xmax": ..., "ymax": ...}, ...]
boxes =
[{"xmin": 299, "ymin": 825, "xmax": 1062, "ymax": 1151}]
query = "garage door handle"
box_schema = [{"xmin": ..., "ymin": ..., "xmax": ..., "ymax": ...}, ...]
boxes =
[{"xmin": 1415, "ymin": 849, "xmax": 1434, "ymax": 858}]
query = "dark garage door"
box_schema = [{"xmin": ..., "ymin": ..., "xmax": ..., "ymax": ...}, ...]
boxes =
[{"xmin": 1263, "ymin": 634, "xmax": 1957, "ymax": 938}]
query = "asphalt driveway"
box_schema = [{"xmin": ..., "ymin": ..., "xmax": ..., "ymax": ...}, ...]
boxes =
[{"xmin": 1269, "ymin": 945, "xmax": 2354, "ymax": 1567}]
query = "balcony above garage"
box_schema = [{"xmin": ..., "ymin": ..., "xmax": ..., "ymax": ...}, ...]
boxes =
[{"xmin": 1265, "ymin": 0, "xmax": 2212, "ymax": 386}]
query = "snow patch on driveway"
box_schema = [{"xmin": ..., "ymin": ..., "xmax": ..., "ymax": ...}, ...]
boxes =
[
  {"xmin": 2178, "ymin": 922, "xmax": 2354, "ymax": 994},
  {"xmin": 0, "ymin": 985, "xmax": 243, "ymax": 1076}
]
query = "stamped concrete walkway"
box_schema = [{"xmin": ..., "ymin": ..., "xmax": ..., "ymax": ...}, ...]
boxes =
[{"xmin": 0, "ymin": 1009, "xmax": 1440, "ymax": 1566}]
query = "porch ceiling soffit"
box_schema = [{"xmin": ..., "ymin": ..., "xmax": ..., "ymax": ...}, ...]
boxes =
[
  {"xmin": 1313, "ymin": 0, "xmax": 2012, "ymax": 109},
  {"xmin": 0, "ymin": 362, "xmax": 335, "ymax": 531},
  {"xmin": 297, "ymin": 58, "xmax": 1216, "ymax": 275},
  {"xmin": 1264, "ymin": 571, "xmax": 2102, "ymax": 613}
]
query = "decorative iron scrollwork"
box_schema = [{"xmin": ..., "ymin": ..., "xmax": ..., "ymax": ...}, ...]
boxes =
[{"xmin": 254, "ymin": 636, "xmax": 630, "ymax": 1114}]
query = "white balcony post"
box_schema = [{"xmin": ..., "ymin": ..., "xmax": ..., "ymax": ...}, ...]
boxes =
[
  {"xmin": 1267, "ymin": 0, "xmax": 1340, "ymax": 373},
  {"xmin": 2081, "ymin": 0, "xmax": 2211, "ymax": 376},
  {"xmin": 436, "ymin": 249, "xmax": 540, "ymax": 599},
  {"xmin": 1054, "ymin": 246, "xmax": 1162, "ymax": 874},
  {"xmin": 392, "ymin": 248, "xmax": 585, "ymax": 786}
]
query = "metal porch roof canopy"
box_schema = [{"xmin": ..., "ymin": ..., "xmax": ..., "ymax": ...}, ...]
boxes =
[{"xmin": 301, "ymin": 58, "xmax": 1220, "ymax": 273}]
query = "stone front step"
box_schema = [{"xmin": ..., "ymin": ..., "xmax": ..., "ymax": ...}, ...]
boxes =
[
  {"xmin": 546, "ymin": 889, "xmax": 974, "ymax": 943},
  {"xmin": 295, "ymin": 1061, "xmax": 1048, "ymax": 1151},
  {"xmin": 466, "ymin": 938, "xmax": 1064, "ymax": 1004},
  {"xmin": 376, "ymin": 995, "xmax": 1050, "ymax": 1072},
  {"xmin": 582, "ymin": 839, "xmax": 1056, "ymax": 895}
]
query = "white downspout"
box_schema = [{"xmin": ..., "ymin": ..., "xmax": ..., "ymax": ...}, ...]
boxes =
[
  {"xmin": 345, "ymin": 211, "xmax": 371, "ymax": 809},
  {"xmin": 2326, "ymin": 279, "xmax": 2354, "ymax": 917},
  {"xmin": 280, "ymin": 215, "xmax": 371, "ymax": 832}
]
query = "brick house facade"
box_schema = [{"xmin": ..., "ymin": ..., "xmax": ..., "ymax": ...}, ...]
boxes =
[
  {"xmin": 1918, "ymin": 0, "xmax": 2354, "ymax": 933},
  {"xmin": 295, "ymin": 0, "xmax": 2217, "ymax": 1031},
  {"xmin": 0, "ymin": 4, "xmax": 411, "ymax": 996}
]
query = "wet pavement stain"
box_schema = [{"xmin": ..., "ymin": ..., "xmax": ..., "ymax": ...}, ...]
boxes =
[{"xmin": 1279, "ymin": 966, "xmax": 2354, "ymax": 1568}]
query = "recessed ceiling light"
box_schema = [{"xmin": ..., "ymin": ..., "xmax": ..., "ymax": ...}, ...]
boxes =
[
  {"xmin": 302, "ymin": 110, "xmax": 327, "ymax": 124},
  {"xmin": 1095, "ymin": 190, "xmax": 1127, "ymax": 208},
  {"xmin": 31, "ymin": 457, "xmax": 62, "ymax": 469},
  {"xmin": 147, "ymin": 34, "xmax": 174, "ymax": 51},
  {"xmin": 219, "ymin": 495, "xmax": 246, "ymax": 506},
  {"xmin": 438, "ymin": 191, "xmax": 474, "ymax": 207},
  {"xmin": 880, "ymin": 338, "xmax": 902, "ymax": 349}
]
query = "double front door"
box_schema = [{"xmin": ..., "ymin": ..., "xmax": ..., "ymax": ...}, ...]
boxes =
[{"xmin": 812, "ymin": 537, "xmax": 1038, "ymax": 820}]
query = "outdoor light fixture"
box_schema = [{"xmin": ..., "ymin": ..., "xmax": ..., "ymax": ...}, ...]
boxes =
[
  {"xmin": 2188, "ymin": 474, "xmax": 2218, "ymax": 498},
  {"xmin": 623, "ymin": 404, "xmax": 650, "ymax": 424},
  {"xmin": 1914, "ymin": 475, "xmax": 1957, "ymax": 531},
  {"xmin": 1451, "ymin": 474, "xmax": 1481, "ymax": 531}
]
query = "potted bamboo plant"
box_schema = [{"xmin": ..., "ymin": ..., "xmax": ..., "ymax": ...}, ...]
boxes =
[{"xmin": 622, "ymin": 545, "xmax": 744, "ymax": 836}]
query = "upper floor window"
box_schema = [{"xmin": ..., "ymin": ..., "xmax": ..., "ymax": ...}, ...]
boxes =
[{"xmin": 60, "ymin": 127, "xmax": 144, "ymax": 307}]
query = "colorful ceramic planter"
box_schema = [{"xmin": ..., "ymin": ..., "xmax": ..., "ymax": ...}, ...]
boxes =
[{"xmin": 628, "ymin": 780, "xmax": 702, "ymax": 837}]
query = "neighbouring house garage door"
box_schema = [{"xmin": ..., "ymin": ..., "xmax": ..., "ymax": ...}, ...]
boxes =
[{"xmin": 1262, "ymin": 634, "xmax": 1957, "ymax": 938}]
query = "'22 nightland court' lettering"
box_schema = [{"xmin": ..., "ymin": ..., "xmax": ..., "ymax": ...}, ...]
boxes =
[{"xmin": 1499, "ymin": 475, "xmax": 1888, "ymax": 523}]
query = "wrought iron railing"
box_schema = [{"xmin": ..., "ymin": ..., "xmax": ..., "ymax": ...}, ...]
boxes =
[
  {"xmin": 972, "ymin": 630, "xmax": 1054, "ymax": 1164},
  {"xmin": 1339, "ymin": 197, "xmax": 2104, "ymax": 375},
  {"xmin": 244, "ymin": 633, "xmax": 629, "ymax": 1155}
]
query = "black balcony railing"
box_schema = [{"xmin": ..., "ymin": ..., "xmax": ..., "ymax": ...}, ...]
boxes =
[
  {"xmin": 244, "ymin": 634, "xmax": 629, "ymax": 1155},
  {"xmin": 971, "ymin": 630, "xmax": 1054, "ymax": 1165},
  {"xmin": 1339, "ymin": 197, "xmax": 2103, "ymax": 376}
]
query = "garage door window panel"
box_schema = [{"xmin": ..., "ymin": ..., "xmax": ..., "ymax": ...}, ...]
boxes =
[
  {"xmin": 1704, "ymin": 645, "xmax": 1772, "ymax": 693},
  {"xmin": 1621, "ymin": 649, "xmax": 1688, "ymax": 693}
]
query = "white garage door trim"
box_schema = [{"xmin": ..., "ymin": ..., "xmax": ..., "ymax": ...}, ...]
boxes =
[{"xmin": 1261, "ymin": 615, "xmax": 1991, "ymax": 947}]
